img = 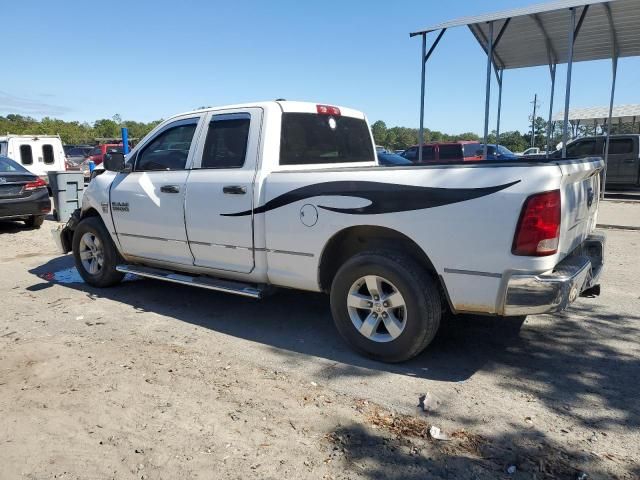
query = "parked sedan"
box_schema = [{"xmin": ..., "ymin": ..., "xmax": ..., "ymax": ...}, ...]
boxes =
[{"xmin": 0, "ymin": 156, "xmax": 51, "ymax": 228}]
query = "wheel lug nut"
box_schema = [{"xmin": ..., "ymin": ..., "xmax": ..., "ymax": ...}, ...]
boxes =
[
  {"xmin": 368, "ymin": 302, "xmax": 373, "ymax": 308},
  {"xmin": 383, "ymin": 302, "xmax": 389, "ymax": 307},
  {"xmin": 374, "ymin": 295, "xmax": 379, "ymax": 301},
  {"xmin": 382, "ymin": 312, "xmax": 388, "ymax": 318},
  {"xmin": 372, "ymin": 313, "xmax": 378, "ymax": 318}
]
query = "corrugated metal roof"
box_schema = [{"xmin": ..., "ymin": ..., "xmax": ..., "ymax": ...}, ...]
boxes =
[
  {"xmin": 552, "ymin": 104, "xmax": 640, "ymax": 121},
  {"xmin": 410, "ymin": 0, "xmax": 640, "ymax": 70}
]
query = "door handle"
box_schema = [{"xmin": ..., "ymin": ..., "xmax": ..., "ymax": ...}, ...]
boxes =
[
  {"xmin": 623, "ymin": 159, "xmax": 635, "ymax": 163},
  {"xmin": 223, "ymin": 185, "xmax": 247, "ymax": 195},
  {"xmin": 160, "ymin": 185, "xmax": 180, "ymax": 194}
]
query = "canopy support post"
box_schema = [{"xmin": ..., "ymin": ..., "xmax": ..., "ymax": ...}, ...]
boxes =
[
  {"xmin": 562, "ymin": 5, "xmax": 589, "ymax": 158},
  {"xmin": 531, "ymin": 13, "xmax": 559, "ymax": 158},
  {"xmin": 418, "ymin": 33, "xmax": 427, "ymax": 164},
  {"xmin": 483, "ymin": 21, "xmax": 494, "ymax": 159},
  {"xmin": 602, "ymin": 56, "xmax": 617, "ymax": 197},
  {"xmin": 602, "ymin": 2, "xmax": 619, "ymax": 198},
  {"xmin": 546, "ymin": 64, "xmax": 556, "ymax": 157},
  {"xmin": 496, "ymin": 68, "xmax": 503, "ymax": 147},
  {"xmin": 418, "ymin": 28, "xmax": 446, "ymax": 163},
  {"xmin": 562, "ymin": 8, "xmax": 576, "ymax": 158}
]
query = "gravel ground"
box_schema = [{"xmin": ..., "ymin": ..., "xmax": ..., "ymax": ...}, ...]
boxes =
[{"xmin": 1, "ymin": 218, "xmax": 638, "ymax": 479}]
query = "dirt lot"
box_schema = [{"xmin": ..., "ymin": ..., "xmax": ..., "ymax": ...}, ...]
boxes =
[{"xmin": 1, "ymin": 218, "xmax": 639, "ymax": 479}]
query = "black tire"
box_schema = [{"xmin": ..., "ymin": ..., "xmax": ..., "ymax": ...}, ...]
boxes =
[
  {"xmin": 330, "ymin": 250, "xmax": 441, "ymax": 363},
  {"xmin": 72, "ymin": 216, "xmax": 125, "ymax": 287},
  {"xmin": 24, "ymin": 215, "xmax": 45, "ymax": 228}
]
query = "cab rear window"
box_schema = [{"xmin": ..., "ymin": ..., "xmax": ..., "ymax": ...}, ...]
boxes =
[{"xmin": 280, "ymin": 113, "xmax": 374, "ymax": 166}]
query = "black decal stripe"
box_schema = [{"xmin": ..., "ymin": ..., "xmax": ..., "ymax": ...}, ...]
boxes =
[{"xmin": 222, "ymin": 180, "xmax": 520, "ymax": 217}]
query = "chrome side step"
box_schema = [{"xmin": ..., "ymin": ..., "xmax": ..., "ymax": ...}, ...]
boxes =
[{"xmin": 116, "ymin": 265, "xmax": 263, "ymax": 299}]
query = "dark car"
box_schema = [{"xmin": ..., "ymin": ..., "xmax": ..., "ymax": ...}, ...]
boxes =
[
  {"xmin": 377, "ymin": 151, "xmax": 413, "ymax": 166},
  {"xmin": 473, "ymin": 144, "xmax": 519, "ymax": 160},
  {"xmin": 550, "ymin": 135, "xmax": 640, "ymax": 186},
  {"xmin": 0, "ymin": 156, "xmax": 51, "ymax": 228},
  {"xmin": 402, "ymin": 141, "xmax": 483, "ymax": 163}
]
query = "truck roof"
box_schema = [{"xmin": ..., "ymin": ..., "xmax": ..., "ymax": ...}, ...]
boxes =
[
  {"xmin": 167, "ymin": 100, "xmax": 366, "ymax": 122},
  {"xmin": 0, "ymin": 134, "xmax": 62, "ymax": 141}
]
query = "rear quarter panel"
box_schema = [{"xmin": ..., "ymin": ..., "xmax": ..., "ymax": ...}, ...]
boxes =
[{"xmin": 257, "ymin": 162, "xmax": 566, "ymax": 314}]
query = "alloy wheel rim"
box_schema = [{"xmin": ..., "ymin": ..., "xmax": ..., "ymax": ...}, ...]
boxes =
[
  {"xmin": 347, "ymin": 275, "xmax": 407, "ymax": 343},
  {"xmin": 79, "ymin": 232, "xmax": 104, "ymax": 275}
]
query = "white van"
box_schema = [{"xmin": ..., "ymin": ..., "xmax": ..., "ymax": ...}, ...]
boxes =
[{"xmin": 0, "ymin": 135, "xmax": 66, "ymax": 181}]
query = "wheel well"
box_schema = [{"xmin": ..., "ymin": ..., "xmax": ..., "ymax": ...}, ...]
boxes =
[
  {"xmin": 318, "ymin": 226, "xmax": 439, "ymax": 293},
  {"xmin": 82, "ymin": 208, "xmax": 100, "ymax": 219},
  {"xmin": 61, "ymin": 208, "xmax": 101, "ymax": 253}
]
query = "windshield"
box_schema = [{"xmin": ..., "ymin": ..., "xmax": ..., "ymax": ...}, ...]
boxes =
[
  {"xmin": 497, "ymin": 145, "xmax": 515, "ymax": 155},
  {"xmin": 0, "ymin": 156, "xmax": 29, "ymax": 173},
  {"xmin": 280, "ymin": 113, "xmax": 374, "ymax": 165}
]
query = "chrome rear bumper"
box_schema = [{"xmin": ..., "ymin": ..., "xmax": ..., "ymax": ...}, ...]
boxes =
[{"xmin": 502, "ymin": 233, "xmax": 605, "ymax": 316}]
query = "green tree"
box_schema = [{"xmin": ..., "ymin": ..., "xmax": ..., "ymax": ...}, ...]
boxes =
[
  {"xmin": 93, "ymin": 118, "xmax": 121, "ymax": 139},
  {"xmin": 371, "ymin": 120, "xmax": 387, "ymax": 146}
]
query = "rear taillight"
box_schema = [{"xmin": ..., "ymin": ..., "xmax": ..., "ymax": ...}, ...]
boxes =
[
  {"xmin": 25, "ymin": 177, "xmax": 47, "ymax": 191},
  {"xmin": 317, "ymin": 104, "xmax": 341, "ymax": 116},
  {"xmin": 512, "ymin": 190, "xmax": 561, "ymax": 256}
]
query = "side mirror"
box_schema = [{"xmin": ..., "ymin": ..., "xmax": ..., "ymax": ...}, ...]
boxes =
[{"xmin": 103, "ymin": 152, "xmax": 128, "ymax": 172}]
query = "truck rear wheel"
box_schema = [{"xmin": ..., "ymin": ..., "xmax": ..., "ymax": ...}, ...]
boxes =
[
  {"xmin": 330, "ymin": 250, "xmax": 441, "ymax": 363},
  {"xmin": 72, "ymin": 216, "xmax": 125, "ymax": 287}
]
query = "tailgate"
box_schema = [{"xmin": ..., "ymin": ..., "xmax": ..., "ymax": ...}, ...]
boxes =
[{"xmin": 557, "ymin": 156, "xmax": 604, "ymax": 256}]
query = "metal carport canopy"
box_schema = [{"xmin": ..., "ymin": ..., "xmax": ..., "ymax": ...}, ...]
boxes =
[
  {"xmin": 552, "ymin": 104, "xmax": 640, "ymax": 122},
  {"xmin": 410, "ymin": 0, "xmax": 640, "ymax": 69},
  {"xmin": 409, "ymin": 0, "xmax": 640, "ymax": 195}
]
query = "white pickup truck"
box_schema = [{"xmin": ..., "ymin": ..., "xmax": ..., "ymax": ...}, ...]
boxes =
[{"xmin": 56, "ymin": 100, "xmax": 605, "ymax": 362}]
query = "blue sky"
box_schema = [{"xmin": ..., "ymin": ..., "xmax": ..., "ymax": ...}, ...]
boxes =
[{"xmin": 2, "ymin": 0, "xmax": 638, "ymax": 135}]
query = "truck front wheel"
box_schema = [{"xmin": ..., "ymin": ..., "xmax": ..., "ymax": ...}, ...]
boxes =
[
  {"xmin": 72, "ymin": 216, "xmax": 125, "ymax": 287},
  {"xmin": 330, "ymin": 250, "xmax": 441, "ymax": 363}
]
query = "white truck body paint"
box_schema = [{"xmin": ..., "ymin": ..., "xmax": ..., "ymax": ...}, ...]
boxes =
[{"xmin": 80, "ymin": 101, "xmax": 603, "ymax": 315}]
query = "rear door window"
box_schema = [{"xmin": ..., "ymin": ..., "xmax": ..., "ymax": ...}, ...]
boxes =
[
  {"xmin": 20, "ymin": 145, "xmax": 33, "ymax": 165},
  {"xmin": 609, "ymin": 138, "xmax": 634, "ymax": 155},
  {"xmin": 566, "ymin": 140, "xmax": 598, "ymax": 157},
  {"xmin": 280, "ymin": 113, "xmax": 374, "ymax": 165},
  {"xmin": 438, "ymin": 144, "xmax": 463, "ymax": 161},
  {"xmin": 417, "ymin": 146, "xmax": 435, "ymax": 162},
  {"xmin": 463, "ymin": 144, "xmax": 483, "ymax": 157},
  {"xmin": 42, "ymin": 144, "xmax": 55, "ymax": 164},
  {"xmin": 201, "ymin": 114, "xmax": 250, "ymax": 169}
]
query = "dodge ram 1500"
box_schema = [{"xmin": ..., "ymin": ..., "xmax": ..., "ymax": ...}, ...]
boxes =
[{"xmin": 55, "ymin": 100, "xmax": 605, "ymax": 362}]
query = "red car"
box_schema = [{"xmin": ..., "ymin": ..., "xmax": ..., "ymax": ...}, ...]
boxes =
[
  {"xmin": 401, "ymin": 141, "xmax": 483, "ymax": 163},
  {"xmin": 87, "ymin": 144, "xmax": 124, "ymax": 165}
]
